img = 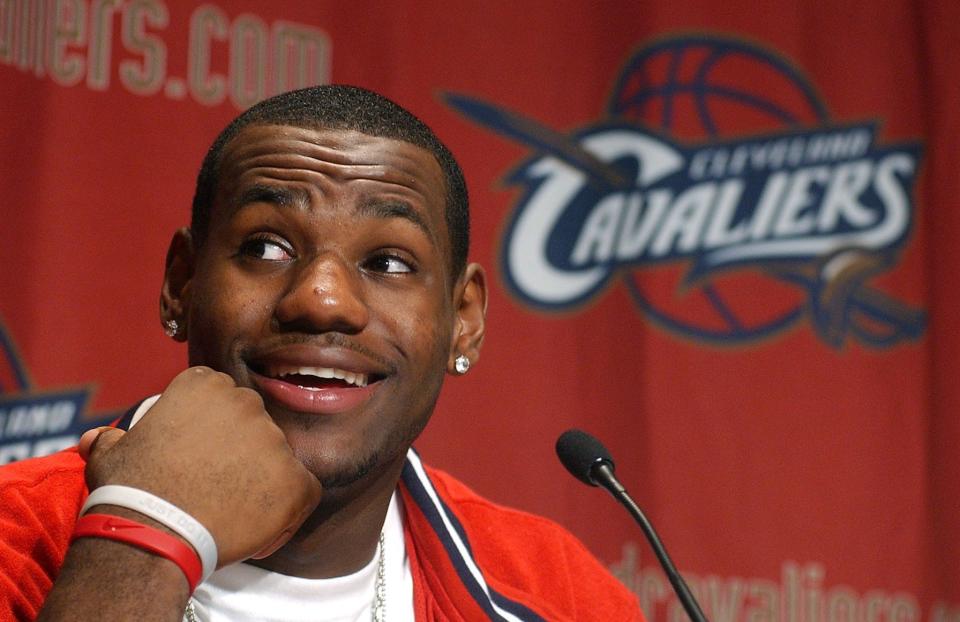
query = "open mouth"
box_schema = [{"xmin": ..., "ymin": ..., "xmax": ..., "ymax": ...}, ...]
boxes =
[{"xmin": 252, "ymin": 364, "xmax": 385, "ymax": 390}]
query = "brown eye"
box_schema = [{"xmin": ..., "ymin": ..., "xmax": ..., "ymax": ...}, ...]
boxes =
[
  {"xmin": 240, "ymin": 237, "xmax": 293, "ymax": 261},
  {"xmin": 365, "ymin": 253, "xmax": 414, "ymax": 274}
]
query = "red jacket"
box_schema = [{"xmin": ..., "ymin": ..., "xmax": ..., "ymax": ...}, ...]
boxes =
[{"xmin": 0, "ymin": 446, "xmax": 643, "ymax": 621}]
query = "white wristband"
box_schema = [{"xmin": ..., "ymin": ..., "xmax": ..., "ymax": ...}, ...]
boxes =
[{"xmin": 81, "ymin": 485, "xmax": 218, "ymax": 581}]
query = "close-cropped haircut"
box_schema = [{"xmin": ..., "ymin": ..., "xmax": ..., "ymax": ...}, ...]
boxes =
[{"xmin": 191, "ymin": 85, "xmax": 470, "ymax": 278}]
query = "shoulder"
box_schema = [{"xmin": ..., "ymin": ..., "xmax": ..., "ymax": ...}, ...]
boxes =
[
  {"xmin": 424, "ymin": 465, "xmax": 644, "ymax": 621},
  {"xmin": 0, "ymin": 449, "xmax": 87, "ymax": 619},
  {"xmin": 0, "ymin": 447, "xmax": 87, "ymax": 516}
]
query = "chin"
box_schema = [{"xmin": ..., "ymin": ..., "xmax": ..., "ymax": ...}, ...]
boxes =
[
  {"xmin": 314, "ymin": 454, "xmax": 381, "ymax": 489},
  {"xmin": 277, "ymin": 418, "xmax": 402, "ymax": 490}
]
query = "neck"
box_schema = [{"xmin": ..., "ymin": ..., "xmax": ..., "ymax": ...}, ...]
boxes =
[{"xmin": 248, "ymin": 454, "xmax": 406, "ymax": 579}]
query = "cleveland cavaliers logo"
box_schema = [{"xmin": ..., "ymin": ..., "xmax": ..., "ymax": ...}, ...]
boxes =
[{"xmin": 446, "ymin": 34, "xmax": 924, "ymax": 348}]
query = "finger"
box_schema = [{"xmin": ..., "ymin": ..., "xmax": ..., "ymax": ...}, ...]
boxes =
[
  {"xmin": 77, "ymin": 427, "xmax": 111, "ymax": 460},
  {"xmin": 248, "ymin": 527, "xmax": 296, "ymax": 561},
  {"xmin": 249, "ymin": 480, "xmax": 321, "ymax": 561},
  {"xmin": 78, "ymin": 427, "xmax": 125, "ymax": 462}
]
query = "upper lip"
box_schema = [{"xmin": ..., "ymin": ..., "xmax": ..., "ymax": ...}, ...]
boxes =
[{"xmin": 245, "ymin": 343, "xmax": 392, "ymax": 387}]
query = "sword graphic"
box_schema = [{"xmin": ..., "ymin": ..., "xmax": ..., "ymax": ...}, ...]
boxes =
[{"xmin": 444, "ymin": 93, "xmax": 925, "ymax": 347}]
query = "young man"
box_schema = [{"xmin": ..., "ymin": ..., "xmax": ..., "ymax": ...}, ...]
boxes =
[{"xmin": 1, "ymin": 86, "xmax": 643, "ymax": 621}]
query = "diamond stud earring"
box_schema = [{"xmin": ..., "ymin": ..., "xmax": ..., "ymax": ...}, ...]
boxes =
[
  {"xmin": 454, "ymin": 354, "xmax": 471, "ymax": 375},
  {"xmin": 163, "ymin": 319, "xmax": 179, "ymax": 338}
]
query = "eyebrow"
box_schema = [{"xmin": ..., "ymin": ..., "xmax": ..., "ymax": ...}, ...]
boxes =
[
  {"xmin": 358, "ymin": 197, "xmax": 435, "ymax": 242},
  {"xmin": 232, "ymin": 184, "xmax": 437, "ymax": 243},
  {"xmin": 233, "ymin": 184, "xmax": 311, "ymax": 210}
]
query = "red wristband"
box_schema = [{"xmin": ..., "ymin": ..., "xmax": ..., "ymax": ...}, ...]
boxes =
[{"xmin": 71, "ymin": 513, "xmax": 202, "ymax": 593}]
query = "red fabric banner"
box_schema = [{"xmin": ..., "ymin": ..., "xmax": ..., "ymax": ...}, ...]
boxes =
[{"xmin": 2, "ymin": 1, "xmax": 957, "ymax": 619}]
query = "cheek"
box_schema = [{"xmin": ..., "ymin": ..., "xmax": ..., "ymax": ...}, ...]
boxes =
[
  {"xmin": 402, "ymin": 322, "xmax": 448, "ymax": 368},
  {"xmin": 188, "ymin": 272, "xmax": 274, "ymax": 364},
  {"xmin": 381, "ymin": 291, "xmax": 453, "ymax": 362}
]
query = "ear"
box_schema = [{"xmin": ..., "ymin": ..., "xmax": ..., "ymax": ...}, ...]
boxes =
[
  {"xmin": 159, "ymin": 228, "xmax": 196, "ymax": 343},
  {"xmin": 447, "ymin": 263, "xmax": 488, "ymax": 374}
]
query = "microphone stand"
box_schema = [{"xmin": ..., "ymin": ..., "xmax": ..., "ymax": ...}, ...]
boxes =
[{"xmin": 592, "ymin": 463, "xmax": 709, "ymax": 622}]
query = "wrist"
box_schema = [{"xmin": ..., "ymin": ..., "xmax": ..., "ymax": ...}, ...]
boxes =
[
  {"xmin": 72, "ymin": 513, "xmax": 203, "ymax": 593},
  {"xmin": 40, "ymin": 534, "xmax": 191, "ymax": 621},
  {"xmin": 84, "ymin": 504, "xmax": 183, "ymax": 536},
  {"xmin": 81, "ymin": 484, "xmax": 218, "ymax": 581}
]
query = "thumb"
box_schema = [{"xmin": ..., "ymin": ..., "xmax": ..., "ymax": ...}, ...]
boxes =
[{"xmin": 78, "ymin": 427, "xmax": 125, "ymax": 462}]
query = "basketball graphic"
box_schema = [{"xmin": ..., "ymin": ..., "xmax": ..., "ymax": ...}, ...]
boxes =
[
  {"xmin": 612, "ymin": 36, "xmax": 836, "ymax": 342},
  {"xmin": 446, "ymin": 34, "xmax": 923, "ymax": 348}
]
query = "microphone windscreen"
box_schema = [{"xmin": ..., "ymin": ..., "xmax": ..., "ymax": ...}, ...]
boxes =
[{"xmin": 556, "ymin": 429, "xmax": 615, "ymax": 486}]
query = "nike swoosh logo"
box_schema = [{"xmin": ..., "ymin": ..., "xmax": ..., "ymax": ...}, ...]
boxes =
[{"xmin": 103, "ymin": 518, "xmax": 145, "ymax": 531}]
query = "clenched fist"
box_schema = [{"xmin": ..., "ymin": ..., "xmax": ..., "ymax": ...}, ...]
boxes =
[{"xmin": 79, "ymin": 366, "xmax": 323, "ymax": 566}]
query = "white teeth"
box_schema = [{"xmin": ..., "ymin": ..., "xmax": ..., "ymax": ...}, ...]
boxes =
[{"xmin": 269, "ymin": 365, "xmax": 368, "ymax": 388}]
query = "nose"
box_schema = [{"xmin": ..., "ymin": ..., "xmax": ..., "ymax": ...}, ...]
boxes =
[{"xmin": 274, "ymin": 255, "xmax": 369, "ymax": 334}]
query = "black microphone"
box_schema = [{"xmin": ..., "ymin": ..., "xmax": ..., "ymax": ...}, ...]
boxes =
[{"xmin": 556, "ymin": 429, "xmax": 709, "ymax": 622}]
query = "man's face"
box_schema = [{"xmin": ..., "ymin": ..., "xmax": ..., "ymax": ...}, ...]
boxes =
[{"xmin": 166, "ymin": 124, "xmax": 476, "ymax": 488}]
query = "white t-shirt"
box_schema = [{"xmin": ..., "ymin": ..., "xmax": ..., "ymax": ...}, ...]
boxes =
[{"xmin": 185, "ymin": 492, "xmax": 413, "ymax": 621}]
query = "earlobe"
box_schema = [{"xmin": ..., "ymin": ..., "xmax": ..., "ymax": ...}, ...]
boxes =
[
  {"xmin": 159, "ymin": 228, "xmax": 196, "ymax": 343},
  {"xmin": 448, "ymin": 263, "xmax": 488, "ymax": 374}
]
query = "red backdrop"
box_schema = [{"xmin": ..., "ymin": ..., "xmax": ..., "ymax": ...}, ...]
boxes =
[{"xmin": 2, "ymin": 2, "xmax": 958, "ymax": 620}]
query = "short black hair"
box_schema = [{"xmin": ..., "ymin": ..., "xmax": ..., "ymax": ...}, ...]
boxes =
[{"xmin": 191, "ymin": 85, "xmax": 470, "ymax": 277}]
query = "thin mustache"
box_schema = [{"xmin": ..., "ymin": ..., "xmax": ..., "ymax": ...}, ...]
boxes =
[{"xmin": 243, "ymin": 333, "xmax": 397, "ymax": 373}]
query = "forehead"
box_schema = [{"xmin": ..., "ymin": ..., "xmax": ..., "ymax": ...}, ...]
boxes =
[{"xmin": 213, "ymin": 124, "xmax": 449, "ymax": 232}]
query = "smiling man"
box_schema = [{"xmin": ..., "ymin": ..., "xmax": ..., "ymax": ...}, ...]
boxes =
[{"xmin": 1, "ymin": 86, "xmax": 642, "ymax": 621}]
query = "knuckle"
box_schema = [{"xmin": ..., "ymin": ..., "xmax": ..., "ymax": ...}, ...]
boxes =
[
  {"xmin": 297, "ymin": 466, "xmax": 320, "ymax": 492},
  {"xmin": 234, "ymin": 387, "xmax": 266, "ymax": 413},
  {"xmin": 265, "ymin": 423, "xmax": 289, "ymax": 446},
  {"xmin": 213, "ymin": 370, "xmax": 237, "ymax": 386},
  {"xmin": 235, "ymin": 386, "xmax": 263, "ymax": 403},
  {"xmin": 90, "ymin": 427, "xmax": 122, "ymax": 453},
  {"xmin": 171, "ymin": 366, "xmax": 214, "ymax": 389}
]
